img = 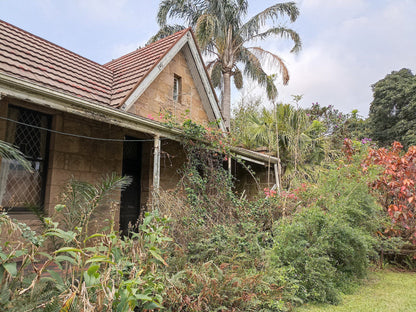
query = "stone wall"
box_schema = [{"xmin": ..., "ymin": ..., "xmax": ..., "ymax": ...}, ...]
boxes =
[
  {"xmin": 45, "ymin": 112, "xmax": 125, "ymax": 230},
  {"xmin": 128, "ymin": 50, "xmax": 210, "ymax": 126},
  {"xmin": 233, "ymin": 160, "xmax": 276, "ymax": 199},
  {"xmin": 159, "ymin": 139, "xmax": 186, "ymax": 191}
]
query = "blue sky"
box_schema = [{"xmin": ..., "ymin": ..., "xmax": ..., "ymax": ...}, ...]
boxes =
[{"xmin": 1, "ymin": 0, "xmax": 415, "ymax": 116}]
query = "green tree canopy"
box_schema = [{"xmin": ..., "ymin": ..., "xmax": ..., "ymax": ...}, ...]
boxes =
[{"xmin": 368, "ymin": 68, "xmax": 416, "ymax": 148}]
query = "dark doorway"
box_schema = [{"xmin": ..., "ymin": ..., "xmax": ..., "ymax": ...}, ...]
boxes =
[{"xmin": 120, "ymin": 137, "xmax": 142, "ymax": 236}]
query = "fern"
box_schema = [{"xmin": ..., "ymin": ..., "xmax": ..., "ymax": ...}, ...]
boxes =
[{"xmin": 42, "ymin": 297, "xmax": 62, "ymax": 312}]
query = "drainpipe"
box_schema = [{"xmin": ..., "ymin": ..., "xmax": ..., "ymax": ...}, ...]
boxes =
[{"xmin": 153, "ymin": 135, "xmax": 161, "ymax": 208}]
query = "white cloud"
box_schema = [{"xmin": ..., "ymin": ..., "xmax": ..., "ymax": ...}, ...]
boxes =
[
  {"xmin": 250, "ymin": 0, "xmax": 416, "ymax": 116},
  {"xmin": 74, "ymin": 0, "xmax": 130, "ymax": 22},
  {"xmin": 110, "ymin": 40, "xmax": 148, "ymax": 60}
]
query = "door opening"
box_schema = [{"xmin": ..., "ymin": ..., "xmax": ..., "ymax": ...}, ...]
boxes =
[{"xmin": 120, "ymin": 137, "xmax": 142, "ymax": 236}]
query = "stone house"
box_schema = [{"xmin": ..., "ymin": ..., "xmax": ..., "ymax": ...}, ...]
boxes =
[{"xmin": 0, "ymin": 20, "xmax": 279, "ymax": 233}]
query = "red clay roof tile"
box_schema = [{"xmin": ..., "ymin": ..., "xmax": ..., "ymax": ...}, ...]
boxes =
[
  {"xmin": 104, "ymin": 28, "xmax": 188, "ymax": 106},
  {"xmin": 0, "ymin": 19, "xmax": 189, "ymax": 108}
]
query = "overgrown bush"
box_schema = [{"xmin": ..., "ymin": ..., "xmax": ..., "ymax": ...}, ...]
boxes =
[
  {"xmin": 0, "ymin": 125, "xmax": 393, "ymax": 311},
  {"xmin": 0, "ymin": 175, "xmax": 173, "ymax": 312},
  {"xmin": 270, "ymin": 142, "xmax": 382, "ymax": 305},
  {"xmin": 163, "ymin": 261, "xmax": 286, "ymax": 312}
]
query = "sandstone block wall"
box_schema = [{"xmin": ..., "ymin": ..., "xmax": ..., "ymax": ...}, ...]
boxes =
[
  {"xmin": 45, "ymin": 112, "xmax": 125, "ymax": 230},
  {"xmin": 233, "ymin": 161, "xmax": 276, "ymax": 199},
  {"xmin": 128, "ymin": 51, "xmax": 210, "ymax": 126},
  {"xmin": 159, "ymin": 139, "xmax": 186, "ymax": 191}
]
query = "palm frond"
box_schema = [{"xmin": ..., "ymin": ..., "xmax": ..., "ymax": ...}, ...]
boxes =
[
  {"xmin": 238, "ymin": 47, "xmax": 279, "ymax": 100},
  {"xmin": 58, "ymin": 173, "xmax": 132, "ymax": 232},
  {"xmin": 206, "ymin": 59, "xmax": 219, "ymax": 72},
  {"xmin": 0, "ymin": 140, "xmax": 32, "ymax": 172},
  {"xmin": 239, "ymin": 2, "xmax": 299, "ymax": 40},
  {"xmin": 247, "ymin": 46, "xmax": 289, "ymax": 85},
  {"xmin": 157, "ymin": 0, "xmax": 203, "ymax": 27},
  {"xmin": 147, "ymin": 24, "xmax": 186, "ymax": 44},
  {"xmin": 243, "ymin": 27, "xmax": 302, "ymax": 54},
  {"xmin": 208, "ymin": 0, "xmax": 247, "ymax": 29}
]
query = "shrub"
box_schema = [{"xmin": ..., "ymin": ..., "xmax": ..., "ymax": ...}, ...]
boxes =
[{"xmin": 270, "ymin": 148, "xmax": 382, "ymax": 305}]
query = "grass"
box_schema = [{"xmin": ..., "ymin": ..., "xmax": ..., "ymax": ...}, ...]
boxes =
[{"xmin": 295, "ymin": 270, "xmax": 416, "ymax": 312}]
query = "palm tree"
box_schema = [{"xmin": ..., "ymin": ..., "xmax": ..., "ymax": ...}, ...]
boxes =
[
  {"xmin": 233, "ymin": 101, "xmax": 329, "ymax": 185},
  {"xmin": 0, "ymin": 140, "xmax": 32, "ymax": 171},
  {"xmin": 153, "ymin": 0, "xmax": 302, "ymax": 129}
]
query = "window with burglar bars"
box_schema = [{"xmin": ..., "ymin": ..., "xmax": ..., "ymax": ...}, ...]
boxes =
[{"xmin": 0, "ymin": 106, "xmax": 51, "ymax": 210}]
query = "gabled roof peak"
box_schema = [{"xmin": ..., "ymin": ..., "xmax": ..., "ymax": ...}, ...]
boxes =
[
  {"xmin": 0, "ymin": 19, "xmax": 192, "ymax": 108},
  {"xmin": 103, "ymin": 28, "xmax": 190, "ymax": 107}
]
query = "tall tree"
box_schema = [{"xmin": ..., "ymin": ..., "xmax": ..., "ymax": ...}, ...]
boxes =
[
  {"xmin": 153, "ymin": 0, "xmax": 301, "ymax": 129},
  {"xmin": 368, "ymin": 68, "xmax": 416, "ymax": 148}
]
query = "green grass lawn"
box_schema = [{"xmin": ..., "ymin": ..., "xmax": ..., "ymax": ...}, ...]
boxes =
[{"xmin": 295, "ymin": 270, "xmax": 416, "ymax": 312}]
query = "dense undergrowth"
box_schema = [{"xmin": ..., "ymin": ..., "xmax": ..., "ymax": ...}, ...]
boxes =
[
  {"xmin": 157, "ymin": 134, "xmax": 385, "ymax": 310},
  {"xmin": 0, "ymin": 122, "xmax": 413, "ymax": 311}
]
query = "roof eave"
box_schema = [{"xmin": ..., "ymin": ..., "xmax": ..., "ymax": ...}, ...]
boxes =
[
  {"xmin": 230, "ymin": 146, "xmax": 279, "ymax": 165},
  {"xmin": 0, "ymin": 72, "xmax": 273, "ymax": 165},
  {"xmin": 0, "ymin": 72, "xmax": 183, "ymax": 140}
]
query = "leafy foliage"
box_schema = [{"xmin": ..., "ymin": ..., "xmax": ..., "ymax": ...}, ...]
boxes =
[
  {"xmin": 0, "ymin": 121, "xmax": 396, "ymax": 311},
  {"xmin": 0, "ymin": 140, "xmax": 33, "ymax": 172},
  {"xmin": 0, "ymin": 175, "xmax": 172, "ymax": 312},
  {"xmin": 305, "ymin": 103, "xmax": 369, "ymax": 147},
  {"xmin": 232, "ymin": 99, "xmax": 330, "ymax": 184},
  {"xmin": 363, "ymin": 141, "xmax": 416, "ymax": 246},
  {"xmin": 164, "ymin": 261, "xmax": 286, "ymax": 312},
  {"xmin": 271, "ymin": 142, "xmax": 382, "ymax": 304},
  {"xmin": 368, "ymin": 68, "xmax": 416, "ymax": 148},
  {"xmin": 53, "ymin": 173, "xmax": 131, "ymax": 241}
]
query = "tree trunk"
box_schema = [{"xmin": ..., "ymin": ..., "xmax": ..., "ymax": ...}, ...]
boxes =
[{"xmin": 222, "ymin": 70, "xmax": 231, "ymax": 129}]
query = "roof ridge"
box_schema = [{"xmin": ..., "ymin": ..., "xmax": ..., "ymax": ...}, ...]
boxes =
[
  {"xmin": 0, "ymin": 19, "xmax": 111, "ymax": 72},
  {"xmin": 116, "ymin": 28, "xmax": 190, "ymax": 107},
  {"xmin": 103, "ymin": 28, "xmax": 190, "ymax": 107},
  {"xmin": 103, "ymin": 28, "xmax": 189, "ymax": 68}
]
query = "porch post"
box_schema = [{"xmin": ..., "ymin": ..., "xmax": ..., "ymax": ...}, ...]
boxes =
[
  {"xmin": 274, "ymin": 163, "xmax": 281, "ymax": 193},
  {"xmin": 153, "ymin": 135, "xmax": 161, "ymax": 208}
]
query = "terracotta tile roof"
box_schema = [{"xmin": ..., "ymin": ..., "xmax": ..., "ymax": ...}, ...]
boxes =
[
  {"xmin": 104, "ymin": 28, "xmax": 188, "ymax": 107},
  {"xmin": 0, "ymin": 20, "xmax": 189, "ymax": 108},
  {"xmin": 0, "ymin": 20, "xmax": 113, "ymax": 105}
]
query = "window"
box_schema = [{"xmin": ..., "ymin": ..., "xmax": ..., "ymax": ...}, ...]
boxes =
[
  {"xmin": 173, "ymin": 74, "xmax": 181, "ymax": 102},
  {"xmin": 0, "ymin": 106, "xmax": 51, "ymax": 210}
]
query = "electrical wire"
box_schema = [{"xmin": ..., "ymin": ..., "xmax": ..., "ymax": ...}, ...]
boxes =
[{"xmin": 0, "ymin": 116, "xmax": 164, "ymax": 142}]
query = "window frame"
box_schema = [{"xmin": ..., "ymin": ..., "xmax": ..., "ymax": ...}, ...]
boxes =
[
  {"xmin": 1, "ymin": 105, "xmax": 51, "ymax": 212},
  {"xmin": 173, "ymin": 74, "xmax": 182, "ymax": 103}
]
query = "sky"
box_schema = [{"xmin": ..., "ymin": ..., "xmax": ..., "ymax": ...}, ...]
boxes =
[{"xmin": 0, "ymin": 0, "xmax": 415, "ymax": 117}]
